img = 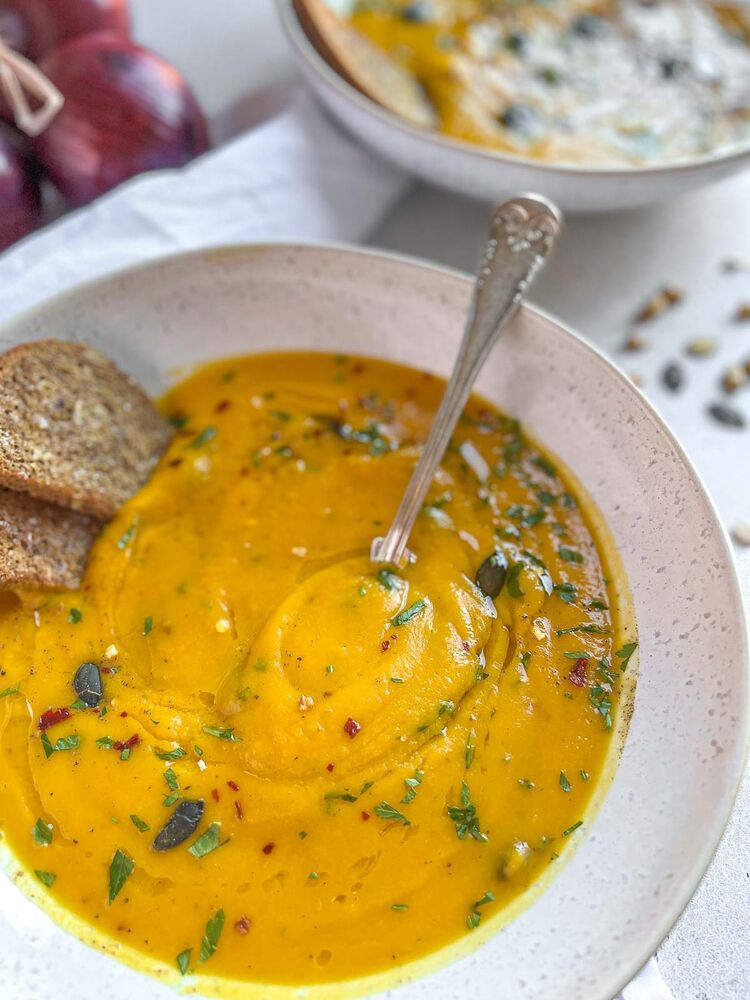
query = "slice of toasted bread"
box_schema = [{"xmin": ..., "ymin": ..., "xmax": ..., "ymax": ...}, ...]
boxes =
[
  {"xmin": 0, "ymin": 487, "xmax": 99, "ymax": 589},
  {"xmin": 0, "ymin": 339, "xmax": 171, "ymax": 520},
  {"xmin": 294, "ymin": 0, "xmax": 438, "ymax": 129}
]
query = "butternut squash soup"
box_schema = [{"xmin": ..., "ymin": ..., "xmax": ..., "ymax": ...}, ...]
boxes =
[{"xmin": 0, "ymin": 352, "xmax": 636, "ymax": 989}]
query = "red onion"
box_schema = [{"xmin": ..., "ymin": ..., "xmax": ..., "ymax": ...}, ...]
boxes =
[
  {"xmin": 34, "ymin": 32, "xmax": 209, "ymax": 206},
  {"xmin": 0, "ymin": 0, "xmax": 130, "ymax": 59},
  {"xmin": 0, "ymin": 126, "xmax": 41, "ymax": 249}
]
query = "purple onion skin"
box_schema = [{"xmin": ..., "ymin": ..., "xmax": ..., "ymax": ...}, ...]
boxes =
[
  {"xmin": 0, "ymin": 128, "xmax": 41, "ymax": 251},
  {"xmin": 34, "ymin": 32, "xmax": 210, "ymax": 206},
  {"xmin": 0, "ymin": 0, "xmax": 130, "ymax": 58}
]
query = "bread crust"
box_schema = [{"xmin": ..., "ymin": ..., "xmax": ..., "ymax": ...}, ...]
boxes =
[{"xmin": 0, "ymin": 339, "xmax": 171, "ymax": 520}]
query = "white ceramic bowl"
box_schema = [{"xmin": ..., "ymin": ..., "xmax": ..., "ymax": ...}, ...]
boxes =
[
  {"xmin": 0, "ymin": 244, "xmax": 747, "ymax": 1000},
  {"xmin": 276, "ymin": 0, "xmax": 750, "ymax": 213}
]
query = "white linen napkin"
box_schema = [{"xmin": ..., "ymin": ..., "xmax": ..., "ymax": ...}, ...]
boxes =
[
  {"xmin": 0, "ymin": 87, "xmax": 672, "ymax": 1000},
  {"xmin": 0, "ymin": 91, "xmax": 409, "ymax": 325}
]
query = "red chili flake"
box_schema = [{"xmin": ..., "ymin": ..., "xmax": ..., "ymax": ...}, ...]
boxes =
[
  {"xmin": 326, "ymin": 762, "xmax": 335, "ymax": 772},
  {"xmin": 112, "ymin": 734, "xmax": 140, "ymax": 752},
  {"xmin": 227, "ymin": 780, "xmax": 240, "ymax": 792},
  {"xmin": 262, "ymin": 842, "xmax": 275, "ymax": 855},
  {"xmin": 361, "ymin": 811, "xmax": 370, "ymax": 821},
  {"xmin": 211, "ymin": 788, "xmax": 220, "ymax": 803},
  {"xmin": 568, "ymin": 658, "xmax": 589, "ymax": 688},
  {"xmin": 234, "ymin": 916, "xmax": 251, "ymax": 934},
  {"xmin": 391, "ymin": 634, "xmax": 398, "ymax": 641},
  {"xmin": 462, "ymin": 641, "xmax": 471, "ymax": 652},
  {"xmin": 119, "ymin": 711, "xmax": 128, "ymax": 718},
  {"xmin": 234, "ymin": 800, "xmax": 244, "ymax": 820},
  {"xmin": 343, "ymin": 717, "xmax": 361, "ymax": 738},
  {"xmin": 38, "ymin": 707, "xmax": 72, "ymax": 731},
  {"xmin": 352, "ymin": 363, "xmax": 365, "ymax": 375},
  {"xmin": 215, "ymin": 399, "xmax": 231, "ymax": 413},
  {"xmin": 101, "ymin": 666, "xmax": 116, "ymax": 675},
  {"xmin": 381, "ymin": 640, "xmax": 390, "ymax": 652},
  {"xmin": 168, "ymin": 457, "xmax": 183, "ymax": 468}
]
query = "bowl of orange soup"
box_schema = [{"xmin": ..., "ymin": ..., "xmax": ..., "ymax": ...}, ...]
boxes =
[
  {"xmin": 278, "ymin": 0, "xmax": 750, "ymax": 211},
  {"xmin": 0, "ymin": 244, "xmax": 746, "ymax": 1000}
]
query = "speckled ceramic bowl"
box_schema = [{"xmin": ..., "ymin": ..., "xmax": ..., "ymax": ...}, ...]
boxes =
[
  {"xmin": 277, "ymin": 0, "xmax": 750, "ymax": 213},
  {"xmin": 0, "ymin": 245, "xmax": 746, "ymax": 1000}
]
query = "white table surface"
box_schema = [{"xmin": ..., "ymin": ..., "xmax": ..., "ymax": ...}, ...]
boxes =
[{"xmin": 128, "ymin": 3, "xmax": 749, "ymax": 997}]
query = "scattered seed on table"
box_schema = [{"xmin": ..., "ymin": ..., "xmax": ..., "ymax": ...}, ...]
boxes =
[
  {"xmin": 623, "ymin": 334, "xmax": 647, "ymax": 352},
  {"xmin": 732, "ymin": 522, "xmax": 750, "ymax": 547},
  {"xmin": 722, "ymin": 366, "xmax": 747, "ymax": 393},
  {"xmin": 734, "ymin": 303, "xmax": 750, "ymax": 322},
  {"xmin": 721, "ymin": 258, "xmax": 744, "ymax": 274},
  {"xmin": 662, "ymin": 363, "xmax": 684, "ymax": 392},
  {"xmin": 744, "ymin": 358, "xmax": 750, "ymax": 377},
  {"xmin": 686, "ymin": 337, "xmax": 718, "ymax": 358},
  {"xmin": 629, "ymin": 372, "xmax": 644, "ymax": 387},
  {"xmin": 707, "ymin": 403, "xmax": 746, "ymax": 429},
  {"xmin": 634, "ymin": 286, "xmax": 683, "ymax": 324}
]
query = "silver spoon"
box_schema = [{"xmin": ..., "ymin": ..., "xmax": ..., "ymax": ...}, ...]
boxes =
[{"xmin": 370, "ymin": 195, "xmax": 562, "ymax": 568}]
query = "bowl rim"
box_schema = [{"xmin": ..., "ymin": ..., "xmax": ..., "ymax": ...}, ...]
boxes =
[
  {"xmin": 276, "ymin": 0, "xmax": 750, "ymax": 180},
  {"xmin": 0, "ymin": 239, "xmax": 748, "ymax": 1000}
]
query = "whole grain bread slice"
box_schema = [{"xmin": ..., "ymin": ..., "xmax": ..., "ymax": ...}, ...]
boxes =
[
  {"xmin": 0, "ymin": 487, "xmax": 99, "ymax": 589},
  {"xmin": 0, "ymin": 339, "xmax": 171, "ymax": 519}
]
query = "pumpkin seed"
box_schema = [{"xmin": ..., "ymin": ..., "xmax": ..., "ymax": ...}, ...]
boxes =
[
  {"xmin": 722, "ymin": 366, "xmax": 747, "ymax": 393},
  {"xmin": 73, "ymin": 662, "xmax": 102, "ymax": 708},
  {"xmin": 707, "ymin": 403, "xmax": 746, "ymax": 429},
  {"xmin": 731, "ymin": 522, "xmax": 750, "ymax": 547},
  {"xmin": 152, "ymin": 800, "xmax": 205, "ymax": 852},
  {"xmin": 662, "ymin": 363, "xmax": 684, "ymax": 392},
  {"xmin": 686, "ymin": 337, "xmax": 717, "ymax": 358},
  {"xmin": 734, "ymin": 303, "xmax": 750, "ymax": 322},
  {"xmin": 476, "ymin": 550, "xmax": 508, "ymax": 599}
]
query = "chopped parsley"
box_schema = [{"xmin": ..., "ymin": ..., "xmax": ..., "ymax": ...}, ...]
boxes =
[
  {"xmin": 505, "ymin": 562, "xmax": 525, "ymax": 598},
  {"xmin": 391, "ymin": 903, "xmax": 409, "ymax": 911},
  {"xmin": 130, "ymin": 814, "xmax": 150, "ymax": 833},
  {"xmin": 189, "ymin": 426, "xmax": 217, "ymax": 449},
  {"xmin": 32, "ymin": 818, "xmax": 53, "ymax": 846},
  {"xmin": 0, "ymin": 686, "xmax": 19, "ymax": 698},
  {"xmin": 447, "ymin": 783, "xmax": 488, "ymax": 842},
  {"xmin": 559, "ymin": 771, "xmax": 572, "ymax": 793},
  {"xmin": 108, "ymin": 849, "xmax": 134, "ymax": 903},
  {"xmin": 554, "ymin": 582, "xmax": 577, "ymax": 604},
  {"xmin": 116, "ymin": 524, "xmax": 137, "ymax": 549},
  {"xmin": 616, "ymin": 642, "xmax": 638, "ymax": 671},
  {"xmin": 199, "ymin": 908, "xmax": 225, "ymax": 963},
  {"xmin": 34, "ymin": 869, "xmax": 56, "ymax": 887},
  {"xmin": 188, "ymin": 823, "xmax": 224, "ymax": 858},
  {"xmin": 392, "ymin": 599, "xmax": 427, "ymax": 626},
  {"xmin": 202, "ymin": 725, "xmax": 241, "ymax": 742},
  {"xmin": 377, "ymin": 568, "xmax": 404, "ymax": 592},
  {"xmin": 68, "ymin": 608, "xmax": 82, "ymax": 624},
  {"xmin": 559, "ymin": 547, "xmax": 583, "ymax": 564},
  {"xmin": 374, "ymin": 801, "xmax": 411, "ymax": 825},
  {"xmin": 41, "ymin": 732, "xmax": 80, "ymax": 758},
  {"xmin": 176, "ymin": 948, "xmax": 192, "ymax": 976},
  {"xmin": 562, "ymin": 821, "xmax": 583, "ymax": 837},
  {"xmin": 142, "ymin": 616, "xmax": 153, "ymax": 636},
  {"xmin": 556, "ymin": 624, "xmax": 610, "ymax": 636},
  {"xmin": 154, "ymin": 746, "xmax": 187, "ymax": 762},
  {"xmin": 401, "ymin": 769, "xmax": 424, "ymax": 805},
  {"xmin": 465, "ymin": 729, "xmax": 475, "ymax": 769}
]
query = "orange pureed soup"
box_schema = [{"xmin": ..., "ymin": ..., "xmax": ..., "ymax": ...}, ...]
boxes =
[{"xmin": 0, "ymin": 353, "xmax": 636, "ymax": 988}]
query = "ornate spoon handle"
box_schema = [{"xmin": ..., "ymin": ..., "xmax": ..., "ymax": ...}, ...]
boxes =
[{"xmin": 371, "ymin": 195, "xmax": 562, "ymax": 567}]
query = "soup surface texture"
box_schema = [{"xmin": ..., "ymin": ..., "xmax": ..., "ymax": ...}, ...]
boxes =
[
  {"xmin": 0, "ymin": 353, "xmax": 635, "ymax": 989},
  {"xmin": 348, "ymin": 0, "xmax": 750, "ymax": 165}
]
